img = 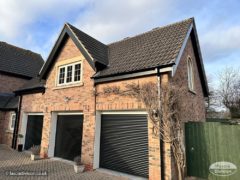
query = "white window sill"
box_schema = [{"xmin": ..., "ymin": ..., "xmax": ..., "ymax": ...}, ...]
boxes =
[{"xmin": 53, "ymin": 82, "xmax": 84, "ymax": 90}]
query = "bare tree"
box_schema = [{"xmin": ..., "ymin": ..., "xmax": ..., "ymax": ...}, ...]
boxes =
[
  {"xmin": 206, "ymin": 75, "xmax": 222, "ymax": 118},
  {"xmin": 100, "ymin": 82, "xmax": 185, "ymax": 180},
  {"xmin": 218, "ymin": 67, "xmax": 240, "ymax": 118}
]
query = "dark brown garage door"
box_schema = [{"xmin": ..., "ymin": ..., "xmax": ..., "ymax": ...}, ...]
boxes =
[
  {"xmin": 54, "ymin": 115, "xmax": 83, "ymax": 161},
  {"xmin": 100, "ymin": 114, "xmax": 149, "ymax": 178}
]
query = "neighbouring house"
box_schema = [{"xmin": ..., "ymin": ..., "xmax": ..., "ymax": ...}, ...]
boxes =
[
  {"xmin": 0, "ymin": 42, "xmax": 44, "ymax": 147},
  {"xmin": 14, "ymin": 18, "xmax": 208, "ymax": 180}
]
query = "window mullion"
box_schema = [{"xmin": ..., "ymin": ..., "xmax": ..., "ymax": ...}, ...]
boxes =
[
  {"xmin": 72, "ymin": 64, "xmax": 75, "ymax": 82},
  {"xmin": 64, "ymin": 66, "xmax": 67, "ymax": 84}
]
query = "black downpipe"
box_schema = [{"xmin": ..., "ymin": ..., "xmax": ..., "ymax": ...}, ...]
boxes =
[
  {"xmin": 12, "ymin": 95, "xmax": 22, "ymax": 149},
  {"xmin": 160, "ymin": 138, "xmax": 165, "ymax": 180},
  {"xmin": 157, "ymin": 68, "xmax": 165, "ymax": 180}
]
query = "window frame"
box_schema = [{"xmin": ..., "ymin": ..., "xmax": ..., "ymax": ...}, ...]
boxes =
[
  {"xmin": 57, "ymin": 61, "xmax": 82, "ymax": 86},
  {"xmin": 9, "ymin": 112, "xmax": 16, "ymax": 131},
  {"xmin": 58, "ymin": 67, "xmax": 66, "ymax": 84},
  {"xmin": 187, "ymin": 56, "xmax": 195, "ymax": 92}
]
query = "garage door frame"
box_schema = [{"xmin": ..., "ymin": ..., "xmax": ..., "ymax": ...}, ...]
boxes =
[
  {"xmin": 48, "ymin": 112, "xmax": 83, "ymax": 158},
  {"xmin": 93, "ymin": 111, "xmax": 148, "ymax": 170}
]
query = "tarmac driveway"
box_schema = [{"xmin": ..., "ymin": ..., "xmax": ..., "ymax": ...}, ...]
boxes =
[{"xmin": 0, "ymin": 145, "xmax": 127, "ymax": 180}]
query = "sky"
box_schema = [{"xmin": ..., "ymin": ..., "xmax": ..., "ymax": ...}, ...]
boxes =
[{"xmin": 0, "ymin": 0, "xmax": 239, "ymax": 86}]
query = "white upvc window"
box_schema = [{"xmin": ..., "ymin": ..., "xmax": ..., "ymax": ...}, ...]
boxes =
[
  {"xmin": 187, "ymin": 56, "xmax": 195, "ymax": 91},
  {"xmin": 57, "ymin": 62, "xmax": 82, "ymax": 86},
  {"xmin": 9, "ymin": 113, "xmax": 16, "ymax": 131}
]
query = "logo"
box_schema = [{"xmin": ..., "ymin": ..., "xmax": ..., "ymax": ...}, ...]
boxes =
[{"xmin": 209, "ymin": 161, "xmax": 237, "ymax": 176}]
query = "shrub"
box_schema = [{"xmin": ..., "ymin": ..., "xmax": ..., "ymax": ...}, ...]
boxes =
[
  {"xmin": 73, "ymin": 156, "xmax": 82, "ymax": 165},
  {"xmin": 30, "ymin": 145, "xmax": 41, "ymax": 155}
]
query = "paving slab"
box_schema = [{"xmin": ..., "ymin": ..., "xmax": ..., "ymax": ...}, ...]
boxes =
[{"xmin": 0, "ymin": 145, "xmax": 128, "ymax": 180}]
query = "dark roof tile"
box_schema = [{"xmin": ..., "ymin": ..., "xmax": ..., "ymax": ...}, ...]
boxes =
[
  {"xmin": 95, "ymin": 18, "xmax": 192, "ymax": 77},
  {"xmin": 67, "ymin": 23, "xmax": 108, "ymax": 66},
  {"xmin": 0, "ymin": 42, "xmax": 44, "ymax": 78}
]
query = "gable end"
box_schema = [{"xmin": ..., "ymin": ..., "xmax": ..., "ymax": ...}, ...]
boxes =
[
  {"xmin": 40, "ymin": 25, "xmax": 96, "ymax": 80},
  {"xmin": 172, "ymin": 20, "xmax": 209, "ymax": 97}
]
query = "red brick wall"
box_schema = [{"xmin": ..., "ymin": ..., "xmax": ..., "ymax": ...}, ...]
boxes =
[
  {"xmin": 0, "ymin": 111, "xmax": 15, "ymax": 146},
  {"xmin": 165, "ymin": 37, "xmax": 206, "ymax": 180},
  {"xmin": 96, "ymin": 76, "xmax": 156, "ymax": 110},
  {"xmin": 0, "ymin": 74, "xmax": 28, "ymax": 93},
  {"xmin": 172, "ymin": 37, "xmax": 206, "ymax": 122}
]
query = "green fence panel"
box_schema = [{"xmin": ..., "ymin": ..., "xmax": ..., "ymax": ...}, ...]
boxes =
[{"xmin": 185, "ymin": 122, "xmax": 240, "ymax": 180}]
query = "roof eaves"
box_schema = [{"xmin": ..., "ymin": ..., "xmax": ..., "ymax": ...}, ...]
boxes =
[
  {"xmin": 0, "ymin": 108, "xmax": 17, "ymax": 111},
  {"xmin": 171, "ymin": 18, "xmax": 208, "ymax": 97},
  {"xmin": 191, "ymin": 20, "xmax": 209, "ymax": 96},
  {"xmin": 93, "ymin": 63, "xmax": 175, "ymax": 79},
  {"xmin": 66, "ymin": 23, "xmax": 93, "ymax": 60},
  {"xmin": 39, "ymin": 24, "xmax": 67, "ymax": 79},
  {"xmin": 172, "ymin": 22, "xmax": 193, "ymax": 75},
  {"xmin": 66, "ymin": 23, "xmax": 108, "ymax": 66},
  {"xmin": 14, "ymin": 86, "xmax": 45, "ymax": 95}
]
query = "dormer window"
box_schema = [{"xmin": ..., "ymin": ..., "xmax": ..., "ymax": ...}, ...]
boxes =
[
  {"xmin": 187, "ymin": 57, "xmax": 194, "ymax": 91},
  {"xmin": 57, "ymin": 62, "xmax": 82, "ymax": 86}
]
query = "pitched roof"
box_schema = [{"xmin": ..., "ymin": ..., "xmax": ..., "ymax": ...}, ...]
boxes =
[
  {"xmin": 94, "ymin": 18, "xmax": 193, "ymax": 78},
  {"xmin": 20, "ymin": 18, "xmax": 208, "ymax": 96},
  {"xmin": 40, "ymin": 23, "xmax": 108, "ymax": 79},
  {"xmin": 0, "ymin": 42, "xmax": 44, "ymax": 78},
  {"xmin": 40, "ymin": 18, "xmax": 193, "ymax": 79},
  {"xmin": 0, "ymin": 93, "xmax": 19, "ymax": 110},
  {"xmin": 67, "ymin": 23, "xmax": 108, "ymax": 66}
]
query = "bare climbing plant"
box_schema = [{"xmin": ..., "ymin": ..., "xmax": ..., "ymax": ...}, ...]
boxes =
[{"xmin": 99, "ymin": 82, "xmax": 185, "ymax": 180}]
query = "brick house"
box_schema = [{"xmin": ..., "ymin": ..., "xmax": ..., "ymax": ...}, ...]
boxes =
[
  {"xmin": 14, "ymin": 18, "xmax": 208, "ymax": 179},
  {"xmin": 0, "ymin": 42, "xmax": 44, "ymax": 147}
]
